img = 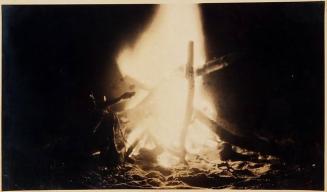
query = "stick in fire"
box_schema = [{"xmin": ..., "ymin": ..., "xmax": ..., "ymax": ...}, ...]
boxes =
[
  {"xmin": 196, "ymin": 55, "xmax": 229, "ymax": 76},
  {"xmin": 180, "ymin": 41, "xmax": 195, "ymax": 162},
  {"xmin": 180, "ymin": 41, "xmax": 231, "ymax": 163}
]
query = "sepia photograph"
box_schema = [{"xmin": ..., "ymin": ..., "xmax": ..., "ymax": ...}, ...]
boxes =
[{"xmin": 2, "ymin": 1, "xmax": 325, "ymax": 190}]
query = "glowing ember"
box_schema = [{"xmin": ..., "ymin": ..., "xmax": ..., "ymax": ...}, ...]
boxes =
[{"xmin": 116, "ymin": 4, "xmax": 219, "ymax": 167}]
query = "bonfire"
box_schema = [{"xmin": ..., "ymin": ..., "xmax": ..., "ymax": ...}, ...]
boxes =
[{"xmin": 114, "ymin": 4, "xmax": 229, "ymax": 168}]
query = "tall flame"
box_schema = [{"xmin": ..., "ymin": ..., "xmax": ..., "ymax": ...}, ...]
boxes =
[{"xmin": 117, "ymin": 4, "xmax": 218, "ymax": 166}]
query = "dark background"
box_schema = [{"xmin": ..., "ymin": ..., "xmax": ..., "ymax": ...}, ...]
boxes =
[{"xmin": 2, "ymin": 2, "xmax": 324, "ymax": 190}]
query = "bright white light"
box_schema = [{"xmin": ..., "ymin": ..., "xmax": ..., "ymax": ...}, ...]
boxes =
[{"xmin": 116, "ymin": 4, "xmax": 218, "ymax": 168}]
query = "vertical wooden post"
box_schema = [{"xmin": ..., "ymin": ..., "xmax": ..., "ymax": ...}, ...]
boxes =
[{"xmin": 180, "ymin": 41, "xmax": 195, "ymax": 162}]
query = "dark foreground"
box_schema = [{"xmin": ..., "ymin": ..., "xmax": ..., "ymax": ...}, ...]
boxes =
[{"xmin": 9, "ymin": 142, "xmax": 321, "ymax": 190}]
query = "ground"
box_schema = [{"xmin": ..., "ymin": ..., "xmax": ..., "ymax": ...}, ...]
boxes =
[{"xmin": 48, "ymin": 141, "xmax": 323, "ymax": 190}]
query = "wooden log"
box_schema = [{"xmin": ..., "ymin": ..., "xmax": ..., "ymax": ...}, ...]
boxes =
[
  {"xmin": 194, "ymin": 109, "xmax": 279, "ymax": 157},
  {"xmin": 180, "ymin": 41, "xmax": 195, "ymax": 161},
  {"xmin": 195, "ymin": 55, "xmax": 229, "ymax": 77}
]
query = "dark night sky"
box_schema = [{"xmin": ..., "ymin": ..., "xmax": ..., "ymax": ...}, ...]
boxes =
[{"xmin": 2, "ymin": 2, "xmax": 324, "ymax": 189}]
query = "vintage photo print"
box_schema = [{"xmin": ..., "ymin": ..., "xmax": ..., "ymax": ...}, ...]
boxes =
[{"xmin": 2, "ymin": 1, "xmax": 325, "ymax": 190}]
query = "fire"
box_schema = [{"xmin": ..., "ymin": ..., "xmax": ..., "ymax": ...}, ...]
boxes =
[
  {"xmin": 157, "ymin": 151, "xmax": 180, "ymax": 168},
  {"xmin": 116, "ymin": 4, "xmax": 219, "ymax": 167}
]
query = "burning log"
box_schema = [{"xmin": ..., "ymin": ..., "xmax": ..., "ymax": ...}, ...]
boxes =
[
  {"xmin": 194, "ymin": 109, "xmax": 277, "ymax": 156},
  {"xmin": 180, "ymin": 41, "xmax": 195, "ymax": 161},
  {"xmin": 196, "ymin": 55, "xmax": 229, "ymax": 77}
]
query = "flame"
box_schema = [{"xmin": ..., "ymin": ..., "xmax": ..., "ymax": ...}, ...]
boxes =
[
  {"xmin": 157, "ymin": 151, "xmax": 180, "ymax": 168},
  {"xmin": 117, "ymin": 4, "xmax": 218, "ymax": 167}
]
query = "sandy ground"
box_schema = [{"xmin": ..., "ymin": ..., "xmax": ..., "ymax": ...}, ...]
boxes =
[{"xmin": 61, "ymin": 143, "xmax": 322, "ymax": 190}]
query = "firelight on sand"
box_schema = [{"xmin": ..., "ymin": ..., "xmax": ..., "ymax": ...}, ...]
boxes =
[{"xmin": 117, "ymin": 4, "xmax": 219, "ymax": 167}]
